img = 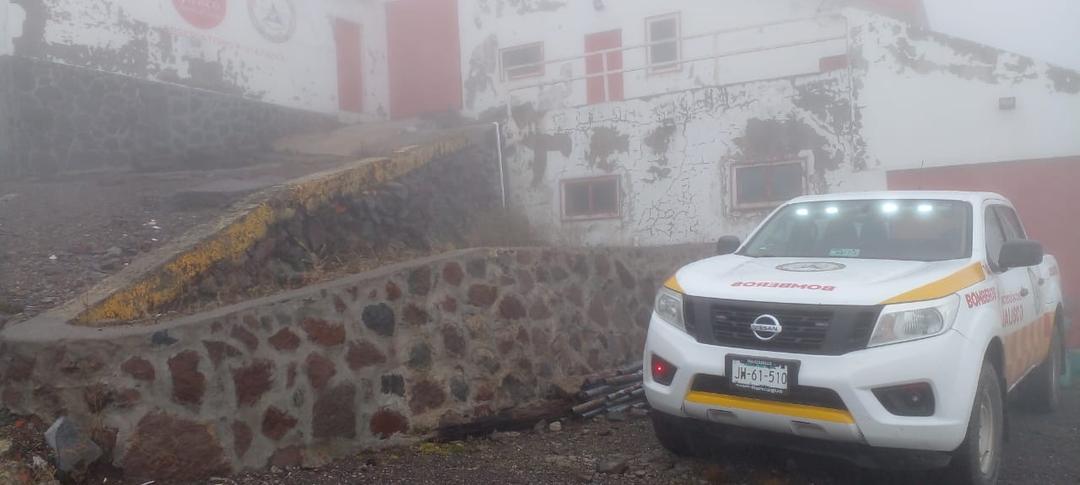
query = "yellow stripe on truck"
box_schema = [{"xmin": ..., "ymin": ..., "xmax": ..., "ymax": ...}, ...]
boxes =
[
  {"xmin": 664, "ymin": 275, "xmax": 683, "ymax": 293},
  {"xmin": 685, "ymin": 391, "xmax": 856, "ymax": 425},
  {"xmin": 880, "ymin": 262, "xmax": 986, "ymax": 305}
]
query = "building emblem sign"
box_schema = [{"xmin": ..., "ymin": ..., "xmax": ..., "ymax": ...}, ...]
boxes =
[
  {"xmin": 173, "ymin": 0, "xmax": 228, "ymax": 30},
  {"xmin": 248, "ymin": 0, "xmax": 297, "ymax": 43}
]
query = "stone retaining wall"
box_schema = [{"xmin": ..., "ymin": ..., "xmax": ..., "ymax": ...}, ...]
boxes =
[{"xmin": 0, "ymin": 245, "xmax": 710, "ymax": 481}]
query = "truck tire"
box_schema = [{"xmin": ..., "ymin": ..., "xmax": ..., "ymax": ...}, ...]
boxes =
[
  {"xmin": 1026, "ymin": 324, "xmax": 1063, "ymax": 413},
  {"xmin": 650, "ymin": 411, "xmax": 702, "ymax": 457},
  {"xmin": 947, "ymin": 361, "xmax": 1004, "ymax": 485}
]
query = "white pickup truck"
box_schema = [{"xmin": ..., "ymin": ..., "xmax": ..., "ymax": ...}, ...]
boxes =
[{"xmin": 644, "ymin": 191, "xmax": 1066, "ymax": 485}]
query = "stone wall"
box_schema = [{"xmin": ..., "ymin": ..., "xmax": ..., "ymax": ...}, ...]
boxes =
[
  {"xmin": 0, "ymin": 55, "xmax": 336, "ymax": 177},
  {"xmin": 174, "ymin": 139, "xmax": 503, "ymax": 316},
  {"xmin": 0, "ymin": 244, "xmax": 709, "ymax": 481}
]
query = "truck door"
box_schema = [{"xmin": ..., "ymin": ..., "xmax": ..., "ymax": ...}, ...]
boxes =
[{"xmin": 985, "ymin": 204, "xmax": 1044, "ymax": 388}]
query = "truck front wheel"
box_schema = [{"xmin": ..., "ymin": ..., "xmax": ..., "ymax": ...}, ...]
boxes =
[
  {"xmin": 650, "ymin": 411, "xmax": 704, "ymax": 457},
  {"xmin": 1025, "ymin": 324, "xmax": 1063, "ymax": 413},
  {"xmin": 948, "ymin": 361, "xmax": 1004, "ymax": 485}
]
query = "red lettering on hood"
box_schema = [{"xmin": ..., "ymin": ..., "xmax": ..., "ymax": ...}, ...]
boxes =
[{"xmin": 730, "ymin": 282, "xmax": 836, "ymax": 292}]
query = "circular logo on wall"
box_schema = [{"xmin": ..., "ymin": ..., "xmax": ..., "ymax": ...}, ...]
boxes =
[
  {"xmin": 173, "ymin": 0, "xmax": 228, "ymax": 30},
  {"xmin": 248, "ymin": 0, "xmax": 297, "ymax": 43},
  {"xmin": 776, "ymin": 262, "xmax": 847, "ymax": 273}
]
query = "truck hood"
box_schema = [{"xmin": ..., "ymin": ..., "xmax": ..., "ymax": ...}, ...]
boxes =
[{"xmin": 674, "ymin": 255, "xmax": 982, "ymax": 306}]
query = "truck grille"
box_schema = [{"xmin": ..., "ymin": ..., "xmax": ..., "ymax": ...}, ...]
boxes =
[
  {"xmin": 712, "ymin": 307, "xmax": 832, "ymax": 352},
  {"xmin": 683, "ymin": 297, "xmax": 881, "ymax": 356}
]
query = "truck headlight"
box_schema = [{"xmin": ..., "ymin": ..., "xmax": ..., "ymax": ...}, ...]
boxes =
[
  {"xmin": 654, "ymin": 287, "xmax": 686, "ymax": 332},
  {"xmin": 869, "ymin": 294, "xmax": 960, "ymax": 347}
]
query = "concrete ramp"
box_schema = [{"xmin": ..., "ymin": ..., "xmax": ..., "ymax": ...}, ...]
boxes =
[{"xmin": 65, "ymin": 129, "xmax": 480, "ymax": 326}]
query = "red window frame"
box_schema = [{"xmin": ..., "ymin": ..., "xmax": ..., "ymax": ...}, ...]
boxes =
[
  {"xmin": 585, "ymin": 29, "xmax": 624, "ymax": 105},
  {"xmin": 561, "ymin": 176, "xmax": 621, "ymax": 221}
]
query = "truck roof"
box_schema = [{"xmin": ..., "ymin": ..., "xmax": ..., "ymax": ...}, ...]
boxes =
[{"xmin": 788, "ymin": 190, "xmax": 1006, "ymax": 205}]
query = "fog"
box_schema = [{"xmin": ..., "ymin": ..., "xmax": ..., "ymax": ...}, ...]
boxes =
[
  {"xmin": 927, "ymin": 0, "xmax": 1080, "ymax": 70},
  {"xmin": 0, "ymin": 1, "xmax": 1077, "ymax": 483}
]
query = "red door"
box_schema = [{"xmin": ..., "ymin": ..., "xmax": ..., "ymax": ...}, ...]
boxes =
[
  {"xmin": 585, "ymin": 30, "xmax": 624, "ymax": 105},
  {"xmin": 386, "ymin": 0, "xmax": 463, "ymax": 119},
  {"xmin": 334, "ymin": 19, "xmax": 363, "ymax": 113},
  {"xmin": 888, "ymin": 156, "xmax": 1080, "ymax": 349}
]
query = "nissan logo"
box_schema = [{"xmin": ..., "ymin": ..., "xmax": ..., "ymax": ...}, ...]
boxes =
[{"xmin": 750, "ymin": 314, "xmax": 783, "ymax": 341}]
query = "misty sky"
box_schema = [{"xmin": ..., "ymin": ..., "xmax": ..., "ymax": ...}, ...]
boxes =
[{"xmin": 926, "ymin": 0, "xmax": 1080, "ymax": 69}]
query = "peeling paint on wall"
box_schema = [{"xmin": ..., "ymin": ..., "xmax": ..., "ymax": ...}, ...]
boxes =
[
  {"xmin": 642, "ymin": 121, "xmax": 676, "ymax": 183},
  {"xmin": 504, "ymin": 0, "xmax": 566, "ymax": 15},
  {"xmin": 525, "ymin": 132, "xmax": 571, "ymax": 186},
  {"xmin": 4, "ymin": 0, "xmax": 390, "ymax": 115},
  {"xmin": 849, "ymin": 8, "xmax": 1080, "ymax": 176},
  {"xmin": 494, "ymin": 69, "xmax": 859, "ymax": 246},
  {"xmin": 1047, "ymin": 66, "xmax": 1080, "ymax": 94},
  {"xmin": 464, "ymin": 35, "xmax": 498, "ymax": 109},
  {"xmin": 586, "ymin": 126, "xmax": 629, "ymax": 172}
]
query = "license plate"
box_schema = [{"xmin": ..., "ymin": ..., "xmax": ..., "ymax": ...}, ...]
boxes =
[{"xmin": 728, "ymin": 357, "xmax": 793, "ymax": 395}]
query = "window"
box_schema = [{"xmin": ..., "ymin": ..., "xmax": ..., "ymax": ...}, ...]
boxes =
[
  {"xmin": 985, "ymin": 207, "xmax": 1008, "ymax": 270},
  {"xmin": 646, "ymin": 14, "xmax": 680, "ymax": 71},
  {"xmin": 562, "ymin": 177, "xmax": 620, "ymax": 220},
  {"xmin": 741, "ymin": 200, "xmax": 973, "ymax": 262},
  {"xmin": 986, "ymin": 205, "xmax": 1027, "ymax": 271},
  {"xmin": 732, "ymin": 161, "xmax": 805, "ymax": 210},
  {"xmin": 501, "ymin": 42, "xmax": 544, "ymax": 80},
  {"xmin": 993, "ymin": 206, "xmax": 1027, "ymax": 240}
]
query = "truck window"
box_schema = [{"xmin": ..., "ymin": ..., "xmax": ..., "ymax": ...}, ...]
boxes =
[
  {"xmin": 985, "ymin": 207, "xmax": 1008, "ymax": 270},
  {"xmin": 740, "ymin": 200, "xmax": 972, "ymax": 262},
  {"xmin": 992, "ymin": 206, "xmax": 1027, "ymax": 241}
]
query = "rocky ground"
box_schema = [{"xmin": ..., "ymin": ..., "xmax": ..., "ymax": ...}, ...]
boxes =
[
  {"xmin": 0, "ymin": 387, "xmax": 1076, "ymax": 484},
  {"xmin": 0, "ymin": 385, "xmax": 1054, "ymax": 485},
  {"xmin": 222, "ymin": 386, "xmax": 1080, "ymax": 485}
]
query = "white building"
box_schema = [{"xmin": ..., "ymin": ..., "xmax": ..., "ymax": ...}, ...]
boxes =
[{"xmin": 2, "ymin": 0, "xmax": 1080, "ymax": 319}]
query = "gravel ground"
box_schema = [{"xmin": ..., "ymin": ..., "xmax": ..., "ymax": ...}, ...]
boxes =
[
  {"xmin": 0, "ymin": 385, "xmax": 1075, "ymax": 484},
  {"xmin": 0, "ymin": 159, "xmax": 345, "ymax": 323},
  {"xmin": 210, "ymin": 386, "xmax": 1080, "ymax": 485}
]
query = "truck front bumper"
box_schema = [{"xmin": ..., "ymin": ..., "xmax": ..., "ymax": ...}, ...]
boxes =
[{"xmin": 643, "ymin": 314, "xmax": 983, "ymax": 453}]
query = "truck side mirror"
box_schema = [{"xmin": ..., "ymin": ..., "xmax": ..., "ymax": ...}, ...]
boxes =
[
  {"xmin": 716, "ymin": 236, "xmax": 741, "ymax": 255},
  {"xmin": 998, "ymin": 240, "xmax": 1043, "ymax": 270}
]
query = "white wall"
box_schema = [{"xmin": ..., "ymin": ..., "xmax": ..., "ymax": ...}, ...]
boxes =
[
  {"xmin": 489, "ymin": 5, "xmax": 1080, "ymax": 247},
  {"xmin": 849, "ymin": 10, "xmax": 1080, "ymax": 171},
  {"xmin": 0, "ymin": 0, "xmax": 26, "ymax": 56},
  {"xmin": 502, "ymin": 69, "xmax": 858, "ymax": 247},
  {"xmin": 9, "ymin": 0, "xmax": 389, "ymax": 117},
  {"xmin": 458, "ymin": 0, "xmax": 851, "ymax": 117}
]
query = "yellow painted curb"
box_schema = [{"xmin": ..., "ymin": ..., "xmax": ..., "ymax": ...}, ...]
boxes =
[{"xmin": 74, "ymin": 133, "xmax": 469, "ymax": 325}]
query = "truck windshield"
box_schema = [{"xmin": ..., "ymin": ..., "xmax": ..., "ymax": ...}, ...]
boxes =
[{"xmin": 740, "ymin": 200, "xmax": 973, "ymax": 261}]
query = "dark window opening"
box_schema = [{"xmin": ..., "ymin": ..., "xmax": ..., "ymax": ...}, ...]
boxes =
[
  {"xmin": 985, "ymin": 207, "xmax": 1008, "ymax": 270},
  {"xmin": 501, "ymin": 42, "xmax": 544, "ymax": 80},
  {"xmin": 562, "ymin": 177, "xmax": 620, "ymax": 219},
  {"xmin": 994, "ymin": 206, "xmax": 1027, "ymax": 240},
  {"xmin": 733, "ymin": 161, "xmax": 805, "ymax": 209},
  {"xmin": 986, "ymin": 205, "xmax": 1026, "ymax": 271},
  {"xmin": 646, "ymin": 14, "xmax": 680, "ymax": 71}
]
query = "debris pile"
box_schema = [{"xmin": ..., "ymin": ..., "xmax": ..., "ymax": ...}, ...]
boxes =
[{"xmin": 572, "ymin": 361, "xmax": 647, "ymax": 419}]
